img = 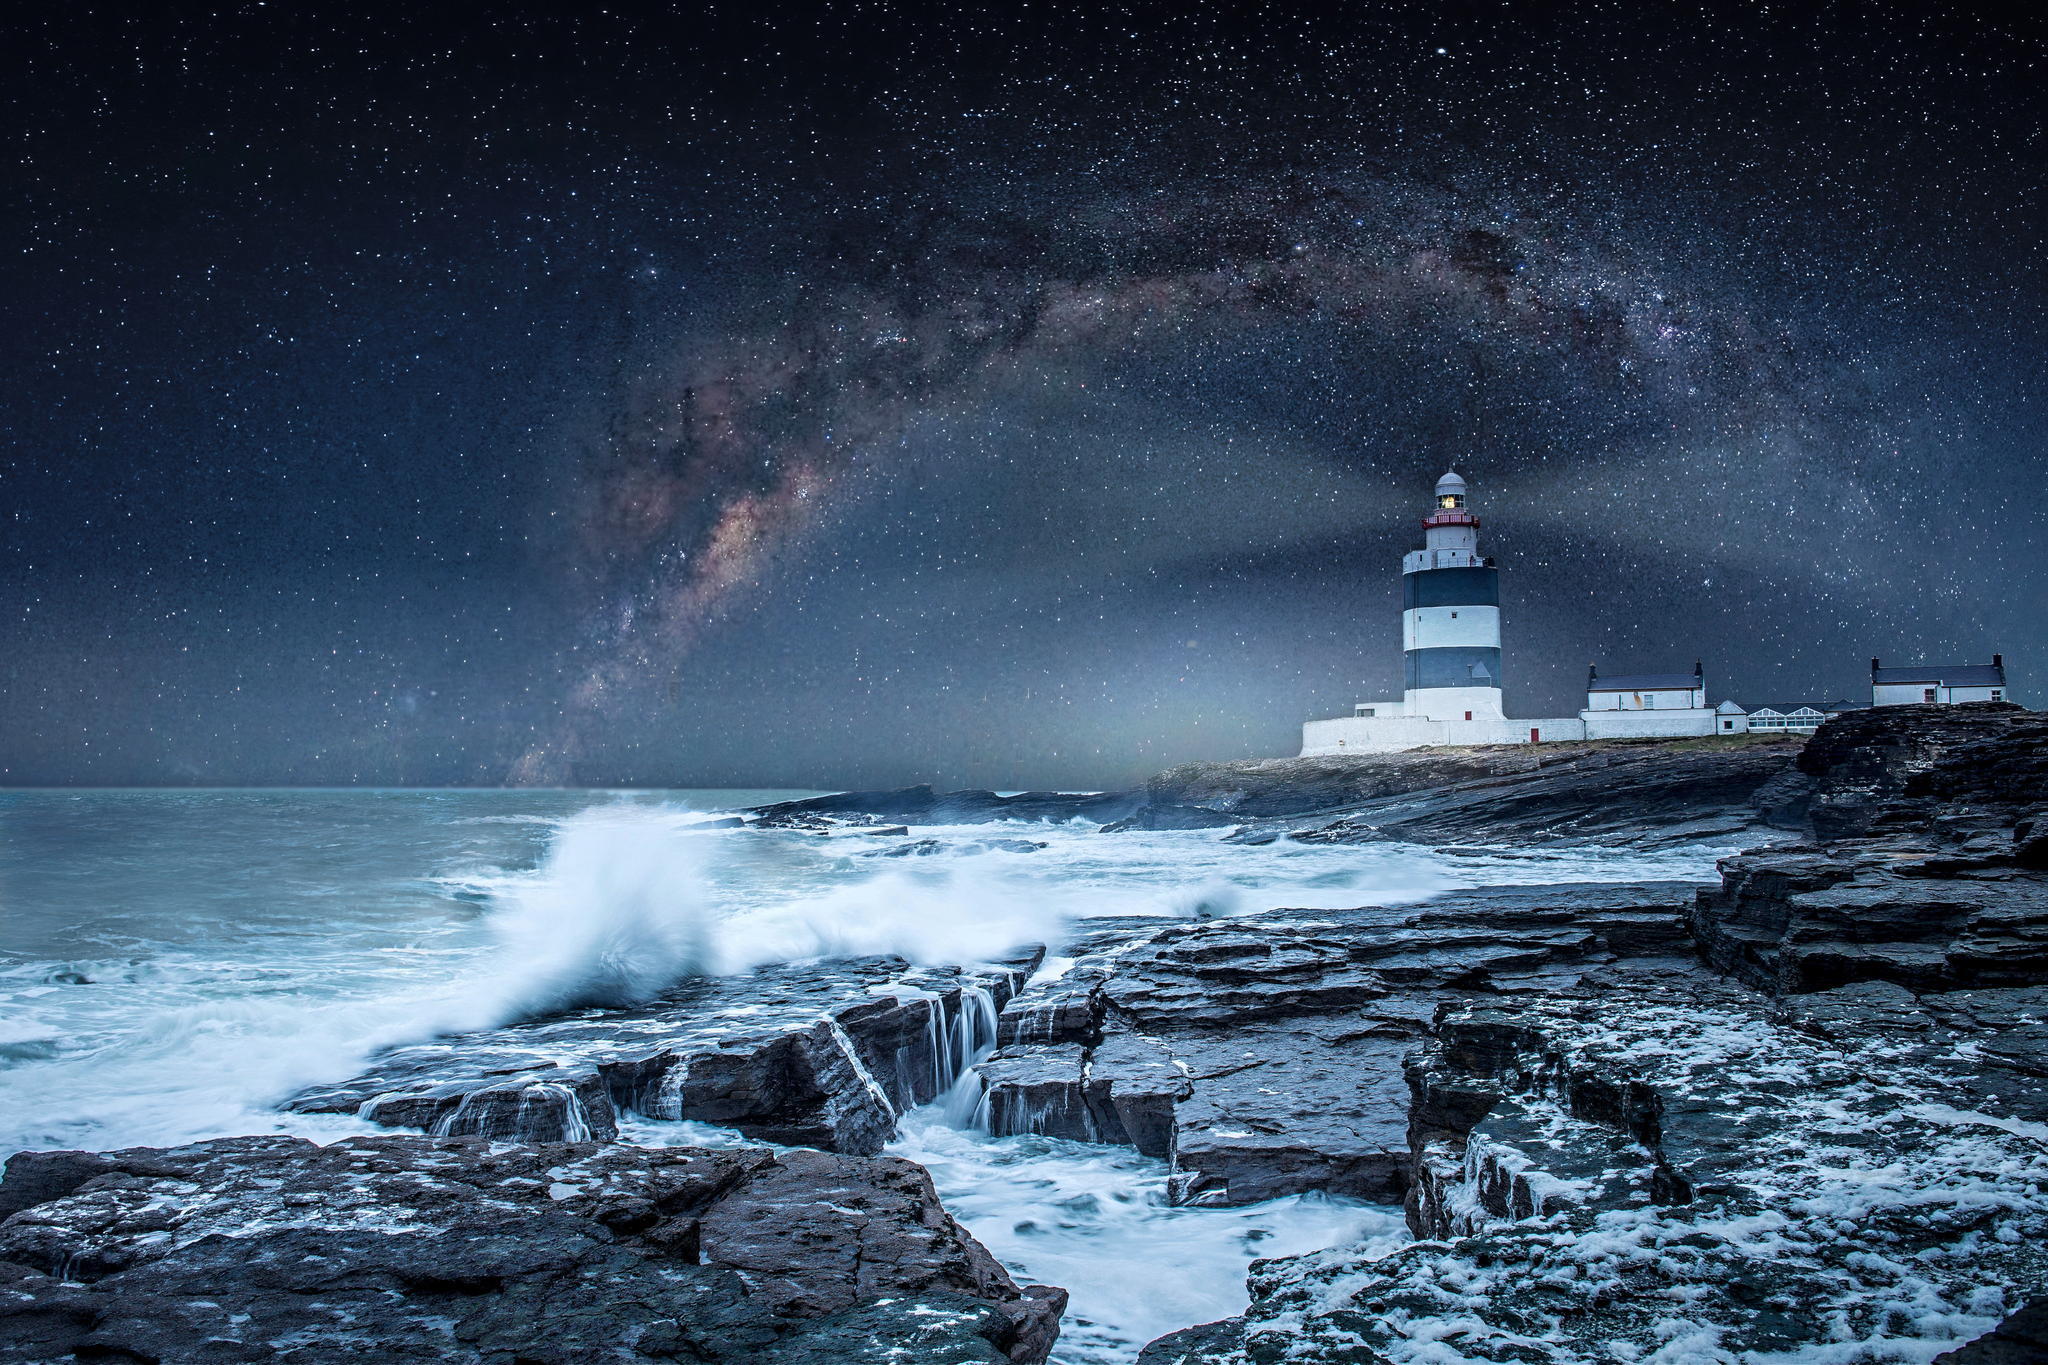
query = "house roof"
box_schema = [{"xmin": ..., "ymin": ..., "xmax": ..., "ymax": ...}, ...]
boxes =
[
  {"xmin": 1871, "ymin": 664, "xmax": 2005, "ymax": 686},
  {"xmin": 1738, "ymin": 700, "xmax": 1857, "ymax": 716},
  {"xmin": 1588, "ymin": 673, "xmax": 1702, "ymax": 692}
]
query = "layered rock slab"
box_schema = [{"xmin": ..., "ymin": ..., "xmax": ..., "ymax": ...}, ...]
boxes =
[
  {"xmin": 1693, "ymin": 704, "xmax": 2048, "ymax": 994},
  {"xmin": 288, "ymin": 955, "xmax": 1029, "ymax": 1153},
  {"xmin": 972, "ymin": 882, "xmax": 1703, "ymax": 1205},
  {"xmin": 1149, "ymin": 706, "xmax": 2048, "ymax": 1364},
  {"xmin": 0, "ymin": 1133, "xmax": 1065, "ymax": 1364}
]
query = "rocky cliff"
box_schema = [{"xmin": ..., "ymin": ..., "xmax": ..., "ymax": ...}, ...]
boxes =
[{"xmin": 1692, "ymin": 703, "xmax": 2048, "ymax": 993}]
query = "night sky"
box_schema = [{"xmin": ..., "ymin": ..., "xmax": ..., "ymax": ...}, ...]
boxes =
[{"xmin": 4, "ymin": 3, "xmax": 2042, "ymax": 789}]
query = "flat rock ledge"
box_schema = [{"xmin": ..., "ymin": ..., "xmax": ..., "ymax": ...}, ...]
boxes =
[
  {"xmin": 973, "ymin": 883, "xmax": 1705, "ymax": 1206},
  {"xmin": 0, "ymin": 1134, "xmax": 1065, "ymax": 1364},
  {"xmin": 286, "ymin": 955, "xmax": 1035, "ymax": 1153},
  {"xmin": 1212, "ymin": 978, "xmax": 2048, "ymax": 1363}
]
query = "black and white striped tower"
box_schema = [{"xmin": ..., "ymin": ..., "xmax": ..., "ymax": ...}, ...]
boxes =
[{"xmin": 1401, "ymin": 470, "xmax": 1504, "ymax": 720}]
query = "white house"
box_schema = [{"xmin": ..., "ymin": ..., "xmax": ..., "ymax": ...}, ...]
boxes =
[
  {"xmin": 1580, "ymin": 663, "xmax": 1720, "ymax": 739},
  {"xmin": 1870, "ymin": 657, "xmax": 2009, "ymax": 707},
  {"xmin": 1585, "ymin": 663, "xmax": 1705, "ymax": 709}
]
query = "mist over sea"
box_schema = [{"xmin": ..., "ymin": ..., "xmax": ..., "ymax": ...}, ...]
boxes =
[{"xmin": 0, "ymin": 788, "xmax": 1736, "ymax": 1361}]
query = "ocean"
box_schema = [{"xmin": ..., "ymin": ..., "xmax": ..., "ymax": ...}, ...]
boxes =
[{"xmin": 0, "ymin": 788, "xmax": 1737, "ymax": 1362}]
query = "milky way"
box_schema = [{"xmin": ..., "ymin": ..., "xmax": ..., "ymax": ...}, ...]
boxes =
[{"xmin": 520, "ymin": 165, "xmax": 1804, "ymax": 782}]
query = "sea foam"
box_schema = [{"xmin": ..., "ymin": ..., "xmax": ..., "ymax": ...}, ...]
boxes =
[{"xmin": 427, "ymin": 809, "xmax": 1069, "ymax": 1037}]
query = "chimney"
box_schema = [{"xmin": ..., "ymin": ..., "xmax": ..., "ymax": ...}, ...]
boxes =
[
  {"xmin": 1993, "ymin": 654, "xmax": 2003, "ymax": 669},
  {"xmin": 1871, "ymin": 657, "xmax": 1881, "ymax": 674},
  {"xmin": 1588, "ymin": 664, "xmax": 1597, "ymax": 685},
  {"xmin": 1694, "ymin": 660, "xmax": 1703, "ymax": 677}
]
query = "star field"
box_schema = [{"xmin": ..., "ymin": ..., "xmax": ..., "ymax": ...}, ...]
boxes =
[{"xmin": 3, "ymin": 3, "xmax": 2042, "ymax": 787}]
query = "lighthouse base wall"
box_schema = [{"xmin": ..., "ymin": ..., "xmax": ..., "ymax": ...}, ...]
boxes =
[
  {"xmin": 1301, "ymin": 715, "xmax": 1585, "ymax": 756},
  {"xmin": 1299, "ymin": 705, "xmax": 1726, "ymax": 756}
]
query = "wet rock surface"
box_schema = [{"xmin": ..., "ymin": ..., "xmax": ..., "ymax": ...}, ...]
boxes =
[
  {"xmin": 0, "ymin": 1134, "xmax": 1065, "ymax": 1364},
  {"xmin": 287, "ymin": 955, "xmax": 1030, "ymax": 1153},
  {"xmin": 1126, "ymin": 704, "xmax": 2048, "ymax": 1363},
  {"xmin": 10, "ymin": 704, "xmax": 2046, "ymax": 1365},
  {"xmin": 974, "ymin": 883, "xmax": 1705, "ymax": 1206},
  {"xmin": 1218, "ymin": 980, "xmax": 2048, "ymax": 1363},
  {"xmin": 1693, "ymin": 703, "xmax": 2048, "ymax": 993}
]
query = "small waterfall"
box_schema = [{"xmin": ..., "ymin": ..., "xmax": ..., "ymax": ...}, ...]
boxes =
[
  {"xmin": 935, "ymin": 983, "xmax": 1000, "ymax": 1129},
  {"xmin": 530, "ymin": 1082, "xmax": 593, "ymax": 1142},
  {"xmin": 425, "ymin": 1081, "xmax": 592, "ymax": 1142},
  {"xmin": 647, "ymin": 1059, "xmax": 690, "ymax": 1121},
  {"xmin": 428, "ymin": 1087, "xmax": 484, "ymax": 1138}
]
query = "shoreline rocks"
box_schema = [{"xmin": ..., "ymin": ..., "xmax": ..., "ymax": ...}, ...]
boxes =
[
  {"xmin": 745, "ymin": 785, "xmax": 1142, "ymax": 828},
  {"xmin": 8, "ymin": 704, "xmax": 2045, "ymax": 1363},
  {"xmin": 739, "ymin": 736, "xmax": 1808, "ymax": 852},
  {"xmin": 1692, "ymin": 703, "xmax": 2048, "ymax": 994},
  {"xmin": 970, "ymin": 882, "xmax": 1705, "ymax": 1206},
  {"xmin": 286, "ymin": 956, "xmax": 1033, "ymax": 1153},
  {"xmin": 1121, "ymin": 702, "xmax": 2048, "ymax": 1363},
  {"xmin": 0, "ymin": 1134, "xmax": 1066, "ymax": 1363},
  {"xmin": 1168, "ymin": 735, "xmax": 1805, "ymax": 849},
  {"xmin": 1218, "ymin": 974, "xmax": 2048, "ymax": 1363}
]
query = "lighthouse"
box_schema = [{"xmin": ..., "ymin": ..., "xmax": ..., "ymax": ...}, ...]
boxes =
[
  {"xmin": 1402, "ymin": 470, "xmax": 1504, "ymax": 721},
  {"xmin": 1299, "ymin": 467, "xmax": 1737, "ymax": 755}
]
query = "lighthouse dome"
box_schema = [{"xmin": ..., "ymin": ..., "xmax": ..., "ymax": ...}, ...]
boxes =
[{"xmin": 1435, "ymin": 470, "xmax": 1467, "ymax": 498}]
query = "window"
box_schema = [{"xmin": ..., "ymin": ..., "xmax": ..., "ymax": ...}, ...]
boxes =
[
  {"xmin": 1464, "ymin": 710, "xmax": 1472, "ymax": 720},
  {"xmin": 1992, "ymin": 691, "xmax": 2004, "ymax": 701},
  {"xmin": 1723, "ymin": 720, "xmax": 1734, "ymax": 730},
  {"xmin": 1924, "ymin": 688, "xmax": 1938, "ymax": 703}
]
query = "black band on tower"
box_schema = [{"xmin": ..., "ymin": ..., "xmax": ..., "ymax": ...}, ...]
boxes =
[{"xmin": 1402, "ymin": 566, "xmax": 1499, "ymax": 609}]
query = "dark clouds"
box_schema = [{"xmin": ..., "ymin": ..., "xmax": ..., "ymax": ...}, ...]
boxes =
[{"xmin": 3, "ymin": 4, "xmax": 2042, "ymax": 787}]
